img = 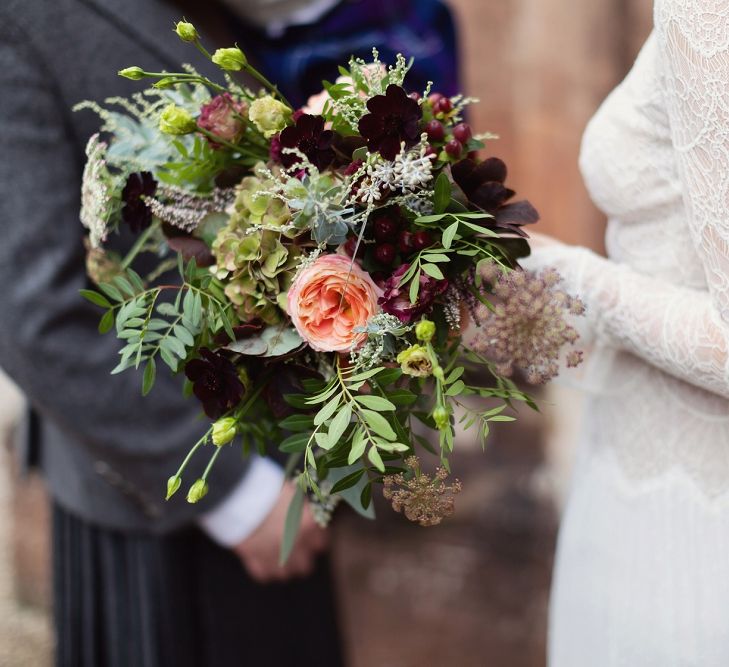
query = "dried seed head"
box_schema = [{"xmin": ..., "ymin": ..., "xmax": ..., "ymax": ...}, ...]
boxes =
[
  {"xmin": 383, "ymin": 456, "xmax": 462, "ymax": 527},
  {"xmin": 471, "ymin": 262, "xmax": 585, "ymax": 384}
]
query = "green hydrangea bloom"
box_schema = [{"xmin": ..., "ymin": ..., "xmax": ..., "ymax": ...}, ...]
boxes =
[{"xmin": 212, "ymin": 173, "xmax": 299, "ymax": 324}]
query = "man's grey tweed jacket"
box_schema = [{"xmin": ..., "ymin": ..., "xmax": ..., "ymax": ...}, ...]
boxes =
[{"xmin": 0, "ymin": 0, "xmax": 251, "ymax": 533}]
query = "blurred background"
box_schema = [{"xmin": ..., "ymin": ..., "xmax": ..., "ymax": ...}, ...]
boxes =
[{"xmin": 0, "ymin": 0, "xmax": 651, "ymax": 665}]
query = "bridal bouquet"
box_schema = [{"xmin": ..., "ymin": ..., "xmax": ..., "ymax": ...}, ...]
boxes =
[{"xmin": 78, "ymin": 21, "xmax": 583, "ymax": 552}]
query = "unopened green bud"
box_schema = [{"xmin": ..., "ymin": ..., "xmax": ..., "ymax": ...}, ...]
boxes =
[
  {"xmin": 186, "ymin": 478, "xmax": 209, "ymax": 504},
  {"xmin": 249, "ymin": 96, "xmax": 291, "ymax": 138},
  {"xmin": 433, "ymin": 405, "xmax": 449, "ymax": 430},
  {"xmin": 415, "ymin": 319, "xmax": 436, "ymax": 343},
  {"xmin": 166, "ymin": 475, "xmax": 182, "ymax": 500},
  {"xmin": 159, "ymin": 103, "xmax": 197, "ymax": 135},
  {"xmin": 212, "ymin": 417, "xmax": 237, "ymax": 447},
  {"xmin": 153, "ymin": 77, "xmax": 176, "ymax": 90},
  {"xmin": 212, "ymin": 47, "xmax": 247, "ymax": 71},
  {"xmin": 118, "ymin": 66, "xmax": 146, "ymax": 80},
  {"xmin": 175, "ymin": 20, "xmax": 198, "ymax": 43}
]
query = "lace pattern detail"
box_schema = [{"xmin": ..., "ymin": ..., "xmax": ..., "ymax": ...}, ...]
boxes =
[{"xmin": 527, "ymin": 0, "xmax": 729, "ymax": 498}]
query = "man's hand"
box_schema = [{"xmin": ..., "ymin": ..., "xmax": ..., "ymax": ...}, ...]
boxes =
[{"xmin": 233, "ymin": 481, "xmax": 328, "ymax": 583}]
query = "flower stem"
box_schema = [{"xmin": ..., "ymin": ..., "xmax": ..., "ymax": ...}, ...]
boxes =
[
  {"xmin": 243, "ymin": 65, "xmax": 293, "ymax": 110},
  {"xmin": 172, "ymin": 428, "xmax": 211, "ymax": 479},
  {"xmin": 201, "ymin": 445, "xmax": 223, "ymax": 481},
  {"xmin": 121, "ymin": 220, "xmax": 160, "ymax": 270}
]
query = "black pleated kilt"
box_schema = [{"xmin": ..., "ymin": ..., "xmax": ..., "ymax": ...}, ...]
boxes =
[{"xmin": 52, "ymin": 503, "xmax": 345, "ymax": 667}]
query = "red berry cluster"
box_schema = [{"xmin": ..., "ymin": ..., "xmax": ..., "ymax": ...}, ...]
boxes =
[
  {"xmin": 343, "ymin": 209, "xmax": 435, "ymax": 269},
  {"xmin": 420, "ymin": 93, "xmax": 475, "ymax": 161}
]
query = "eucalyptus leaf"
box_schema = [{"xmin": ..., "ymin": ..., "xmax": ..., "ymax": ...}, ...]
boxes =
[
  {"xmin": 279, "ymin": 433, "xmax": 309, "ymax": 453},
  {"xmin": 157, "ymin": 302, "xmax": 179, "ymax": 317},
  {"xmin": 161, "ymin": 336, "xmax": 187, "ymax": 359},
  {"xmin": 328, "ymin": 404, "xmax": 352, "ymax": 445},
  {"xmin": 224, "ymin": 326, "xmax": 304, "ymax": 357},
  {"xmin": 80, "ymin": 289, "xmax": 112, "ymax": 309},
  {"xmin": 279, "ymin": 414, "xmax": 315, "ymax": 432},
  {"xmin": 315, "ymin": 432, "xmax": 334, "ymax": 450},
  {"xmin": 348, "ymin": 427, "xmax": 367, "ymax": 465},
  {"xmin": 409, "ymin": 276, "xmax": 420, "ymax": 303},
  {"xmin": 374, "ymin": 368, "xmax": 402, "ymax": 386},
  {"xmin": 433, "ymin": 172, "xmax": 451, "ymax": 214},
  {"xmin": 360, "ymin": 409, "xmax": 397, "ymax": 441},
  {"xmin": 113, "ymin": 276, "xmax": 136, "ymax": 298},
  {"xmin": 279, "ymin": 485, "xmax": 305, "ymax": 565},
  {"xmin": 354, "ymin": 395, "xmax": 396, "ymax": 411},
  {"xmin": 385, "ymin": 389, "xmax": 418, "ymax": 406},
  {"xmin": 329, "ymin": 468, "xmax": 365, "ymax": 494},
  {"xmin": 445, "ymin": 366, "xmax": 465, "ymax": 384},
  {"xmin": 126, "ymin": 269, "xmax": 145, "ymax": 292},
  {"xmin": 442, "ymin": 221, "xmax": 459, "ymax": 250},
  {"xmin": 367, "ymin": 446, "xmax": 385, "ymax": 472},
  {"xmin": 173, "ymin": 325, "xmax": 194, "ymax": 347},
  {"xmin": 142, "ymin": 358, "xmax": 156, "ymax": 396},
  {"xmin": 346, "ymin": 367, "xmax": 384, "ymax": 383},
  {"xmin": 314, "ymin": 394, "xmax": 342, "ymax": 426},
  {"xmin": 445, "ymin": 379, "xmax": 466, "ymax": 396},
  {"xmin": 99, "ymin": 283, "xmax": 123, "ymax": 302},
  {"xmin": 98, "ymin": 309, "xmax": 115, "ymax": 334},
  {"xmin": 421, "ymin": 263, "xmax": 445, "ymax": 280},
  {"xmin": 328, "ymin": 464, "xmax": 375, "ymax": 519}
]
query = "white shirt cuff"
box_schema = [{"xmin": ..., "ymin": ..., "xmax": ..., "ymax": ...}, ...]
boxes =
[{"xmin": 198, "ymin": 457, "xmax": 285, "ymax": 548}]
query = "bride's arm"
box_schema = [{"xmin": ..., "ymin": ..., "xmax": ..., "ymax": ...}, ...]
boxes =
[{"xmin": 526, "ymin": 4, "xmax": 729, "ymax": 399}]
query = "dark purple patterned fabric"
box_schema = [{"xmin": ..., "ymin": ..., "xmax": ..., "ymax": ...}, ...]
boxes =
[{"xmin": 230, "ymin": 0, "xmax": 460, "ymax": 108}]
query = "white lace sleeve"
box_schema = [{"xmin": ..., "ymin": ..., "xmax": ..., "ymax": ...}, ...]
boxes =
[{"xmin": 526, "ymin": 1, "xmax": 729, "ymax": 399}]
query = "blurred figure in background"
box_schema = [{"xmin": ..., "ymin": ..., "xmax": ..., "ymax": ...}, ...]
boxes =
[
  {"xmin": 0, "ymin": 0, "xmax": 459, "ymax": 666},
  {"xmin": 219, "ymin": 0, "xmax": 460, "ymax": 107}
]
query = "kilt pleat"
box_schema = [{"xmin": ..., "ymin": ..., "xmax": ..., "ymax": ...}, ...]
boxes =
[{"xmin": 52, "ymin": 503, "xmax": 343, "ymax": 667}]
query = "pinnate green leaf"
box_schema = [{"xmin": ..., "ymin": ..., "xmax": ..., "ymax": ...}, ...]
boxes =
[
  {"xmin": 354, "ymin": 395, "xmax": 396, "ymax": 411},
  {"xmin": 80, "ymin": 289, "xmax": 112, "ymax": 309}
]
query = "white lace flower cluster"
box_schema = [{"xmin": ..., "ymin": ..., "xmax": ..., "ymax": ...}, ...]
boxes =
[
  {"xmin": 350, "ymin": 312, "xmax": 412, "ymax": 369},
  {"xmin": 80, "ymin": 134, "xmax": 115, "ymax": 248},
  {"xmin": 357, "ymin": 141, "xmax": 436, "ymax": 205}
]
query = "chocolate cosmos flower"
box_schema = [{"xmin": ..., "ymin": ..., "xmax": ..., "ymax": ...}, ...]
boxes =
[
  {"xmin": 184, "ymin": 348, "xmax": 244, "ymax": 419},
  {"xmin": 279, "ymin": 114, "xmax": 336, "ymax": 170},
  {"xmin": 379, "ymin": 263, "xmax": 448, "ymax": 323},
  {"xmin": 121, "ymin": 171, "xmax": 157, "ymax": 233},
  {"xmin": 358, "ymin": 84, "xmax": 422, "ymax": 161},
  {"xmin": 451, "ymin": 158, "xmax": 539, "ymax": 236}
]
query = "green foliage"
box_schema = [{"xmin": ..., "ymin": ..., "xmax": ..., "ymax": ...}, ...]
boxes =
[{"xmin": 85, "ymin": 260, "xmax": 236, "ymax": 394}]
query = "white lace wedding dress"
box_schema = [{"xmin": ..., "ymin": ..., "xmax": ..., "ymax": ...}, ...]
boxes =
[{"xmin": 524, "ymin": 1, "xmax": 729, "ymax": 664}]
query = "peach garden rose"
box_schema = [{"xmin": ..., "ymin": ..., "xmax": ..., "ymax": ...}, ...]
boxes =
[{"xmin": 288, "ymin": 254, "xmax": 382, "ymax": 352}]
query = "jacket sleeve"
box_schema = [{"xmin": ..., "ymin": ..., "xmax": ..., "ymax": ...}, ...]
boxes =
[
  {"xmin": 526, "ymin": 5, "xmax": 729, "ymax": 401},
  {"xmin": 0, "ymin": 18, "xmax": 251, "ymax": 531}
]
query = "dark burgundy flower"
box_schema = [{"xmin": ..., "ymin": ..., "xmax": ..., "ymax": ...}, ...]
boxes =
[
  {"xmin": 378, "ymin": 263, "xmax": 448, "ymax": 323},
  {"xmin": 184, "ymin": 348, "xmax": 244, "ymax": 419},
  {"xmin": 279, "ymin": 114, "xmax": 336, "ymax": 170},
  {"xmin": 121, "ymin": 172, "xmax": 157, "ymax": 234},
  {"xmin": 451, "ymin": 158, "xmax": 539, "ymax": 237},
  {"xmin": 358, "ymin": 84, "xmax": 423, "ymax": 160},
  {"xmin": 262, "ymin": 362, "xmax": 320, "ymax": 419},
  {"xmin": 269, "ymin": 133, "xmax": 283, "ymax": 163}
]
